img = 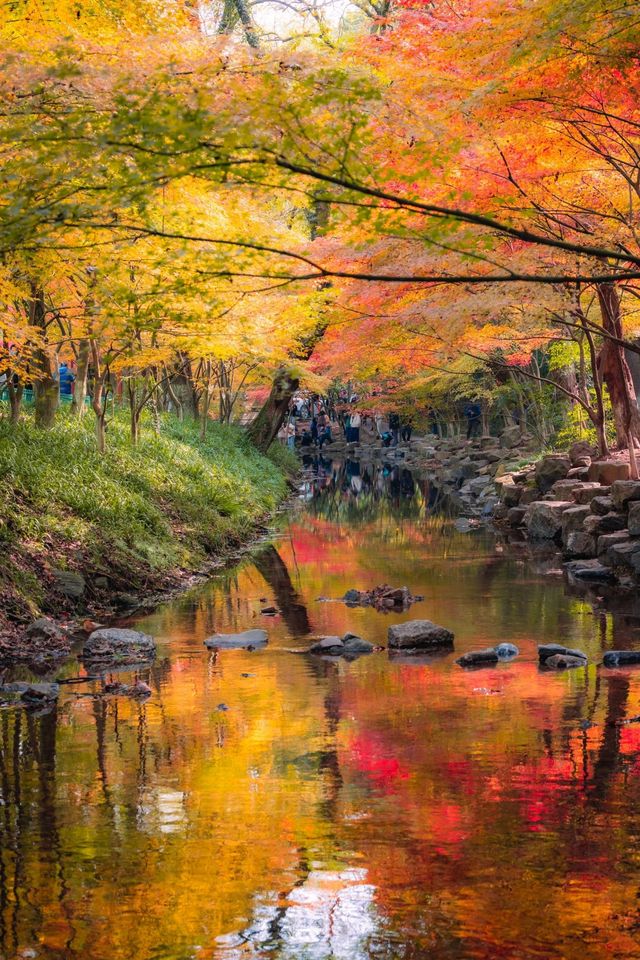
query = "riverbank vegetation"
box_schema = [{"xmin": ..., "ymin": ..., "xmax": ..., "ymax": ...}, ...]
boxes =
[{"xmin": 0, "ymin": 409, "xmax": 293, "ymax": 635}]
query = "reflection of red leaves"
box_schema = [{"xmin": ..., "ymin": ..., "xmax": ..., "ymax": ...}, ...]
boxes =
[{"xmin": 348, "ymin": 732, "xmax": 410, "ymax": 790}]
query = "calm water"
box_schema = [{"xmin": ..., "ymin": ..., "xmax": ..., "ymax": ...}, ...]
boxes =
[{"xmin": 4, "ymin": 456, "xmax": 640, "ymax": 960}]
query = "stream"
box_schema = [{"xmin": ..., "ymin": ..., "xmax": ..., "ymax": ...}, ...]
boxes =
[{"xmin": 3, "ymin": 455, "xmax": 640, "ymax": 959}]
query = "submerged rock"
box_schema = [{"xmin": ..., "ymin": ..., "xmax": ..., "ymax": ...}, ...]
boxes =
[
  {"xmin": 539, "ymin": 644, "xmax": 587, "ymax": 663},
  {"xmin": 603, "ymin": 650, "xmax": 640, "ymax": 667},
  {"xmin": 308, "ymin": 633, "xmax": 374, "ymax": 657},
  {"xmin": 204, "ymin": 629, "xmax": 268, "ymax": 650},
  {"xmin": 104, "ymin": 680, "xmax": 152, "ymax": 698},
  {"xmin": 84, "ymin": 627, "xmax": 156, "ymax": 662},
  {"xmin": 456, "ymin": 648, "xmax": 499, "ymax": 667},
  {"xmin": 564, "ymin": 559, "xmax": 616, "ymax": 582},
  {"xmin": 495, "ymin": 643, "xmax": 519, "ymax": 659},
  {"xmin": 388, "ymin": 620, "xmax": 454, "ymax": 651},
  {"xmin": 1, "ymin": 681, "xmax": 60, "ymax": 703},
  {"xmin": 543, "ymin": 653, "xmax": 588, "ymax": 670}
]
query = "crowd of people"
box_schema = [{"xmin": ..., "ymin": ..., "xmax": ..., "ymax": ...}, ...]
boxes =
[{"xmin": 278, "ymin": 392, "xmax": 419, "ymax": 451}]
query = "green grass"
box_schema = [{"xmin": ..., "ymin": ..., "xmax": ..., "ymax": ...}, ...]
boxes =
[{"xmin": 0, "ymin": 408, "xmax": 295, "ymax": 623}]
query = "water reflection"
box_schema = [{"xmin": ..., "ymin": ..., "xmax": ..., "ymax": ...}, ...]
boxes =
[{"xmin": 2, "ymin": 460, "xmax": 640, "ymax": 958}]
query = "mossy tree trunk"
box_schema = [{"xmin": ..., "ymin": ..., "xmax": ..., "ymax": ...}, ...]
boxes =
[{"xmin": 246, "ymin": 366, "xmax": 299, "ymax": 453}]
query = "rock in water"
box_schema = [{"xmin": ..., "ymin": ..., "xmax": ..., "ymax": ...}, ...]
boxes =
[
  {"xmin": 543, "ymin": 654, "xmax": 588, "ymax": 670},
  {"xmin": 538, "ymin": 644, "xmax": 587, "ymax": 663},
  {"xmin": 456, "ymin": 648, "xmax": 499, "ymax": 667},
  {"xmin": 308, "ymin": 633, "xmax": 374, "ymax": 657},
  {"xmin": 1, "ymin": 682, "xmax": 60, "ymax": 703},
  {"xmin": 388, "ymin": 620, "xmax": 454, "ymax": 651},
  {"xmin": 495, "ymin": 643, "xmax": 519, "ymax": 659},
  {"xmin": 342, "ymin": 634, "xmax": 374, "ymax": 656},
  {"xmin": 204, "ymin": 629, "xmax": 268, "ymax": 650},
  {"xmin": 603, "ymin": 650, "xmax": 640, "ymax": 667},
  {"xmin": 84, "ymin": 628, "xmax": 156, "ymax": 662},
  {"xmin": 309, "ymin": 636, "xmax": 345, "ymax": 655}
]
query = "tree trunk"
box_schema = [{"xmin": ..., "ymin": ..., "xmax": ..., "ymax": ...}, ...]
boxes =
[
  {"xmin": 30, "ymin": 287, "xmax": 59, "ymax": 429},
  {"xmin": 596, "ymin": 283, "xmax": 640, "ymax": 455},
  {"xmin": 7, "ymin": 376, "xmax": 23, "ymax": 424},
  {"xmin": 246, "ymin": 366, "xmax": 299, "ymax": 453},
  {"xmin": 72, "ymin": 338, "xmax": 90, "ymax": 417},
  {"xmin": 127, "ymin": 381, "xmax": 139, "ymax": 445}
]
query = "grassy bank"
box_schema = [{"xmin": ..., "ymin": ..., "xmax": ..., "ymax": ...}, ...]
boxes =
[{"xmin": 0, "ymin": 409, "xmax": 296, "ymax": 634}]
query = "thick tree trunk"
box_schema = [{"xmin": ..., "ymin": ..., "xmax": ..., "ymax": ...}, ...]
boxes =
[
  {"xmin": 596, "ymin": 283, "xmax": 640, "ymax": 459},
  {"xmin": 30, "ymin": 287, "xmax": 59, "ymax": 429},
  {"xmin": 246, "ymin": 366, "xmax": 299, "ymax": 453},
  {"xmin": 72, "ymin": 338, "xmax": 90, "ymax": 417}
]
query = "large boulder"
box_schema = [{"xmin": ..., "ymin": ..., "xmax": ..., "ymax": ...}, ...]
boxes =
[
  {"xmin": 84, "ymin": 627, "xmax": 156, "ymax": 661},
  {"xmin": 611, "ymin": 480, "xmax": 640, "ymax": 510},
  {"xmin": 524, "ymin": 501, "xmax": 574, "ymax": 539},
  {"xmin": 588, "ymin": 460, "xmax": 630, "ymax": 485},
  {"xmin": 590, "ymin": 495, "xmax": 614, "ymax": 516},
  {"xmin": 608, "ymin": 541, "xmax": 640, "ymax": 572},
  {"xmin": 564, "ymin": 531, "xmax": 596, "ymax": 559},
  {"xmin": 628, "ymin": 502, "xmax": 640, "ymax": 537},
  {"xmin": 569, "ymin": 441, "xmax": 595, "ymax": 465},
  {"xmin": 535, "ymin": 455, "xmax": 571, "ymax": 493},
  {"xmin": 572, "ymin": 483, "xmax": 607, "ymax": 505},
  {"xmin": 388, "ymin": 620, "xmax": 454, "ymax": 651},
  {"xmin": 561, "ymin": 506, "xmax": 591, "ymax": 541},
  {"xmin": 51, "ymin": 569, "xmax": 86, "ymax": 600},
  {"xmin": 596, "ymin": 512, "xmax": 628, "ymax": 533},
  {"xmin": 597, "ymin": 530, "xmax": 630, "ymax": 557},
  {"xmin": 204, "ymin": 629, "xmax": 267, "ymax": 650}
]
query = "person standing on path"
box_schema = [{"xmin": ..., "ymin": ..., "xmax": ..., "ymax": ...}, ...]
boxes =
[
  {"xmin": 350, "ymin": 411, "xmax": 361, "ymax": 443},
  {"xmin": 389, "ymin": 412, "xmax": 400, "ymax": 446},
  {"xmin": 464, "ymin": 401, "xmax": 482, "ymax": 440}
]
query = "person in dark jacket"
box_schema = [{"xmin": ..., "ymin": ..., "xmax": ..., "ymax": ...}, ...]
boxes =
[{"xmin": 464, "ymin": 402, "xmax": 482, "ymax": 440}]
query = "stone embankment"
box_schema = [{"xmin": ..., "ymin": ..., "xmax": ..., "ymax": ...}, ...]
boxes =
[
  {"xmin": 328, "ymin": 424, "xmax": 538, "ymax": 517},
  {"xmin": 494, "ymin": 442, "xmax": 640, "ymax": 585}
]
